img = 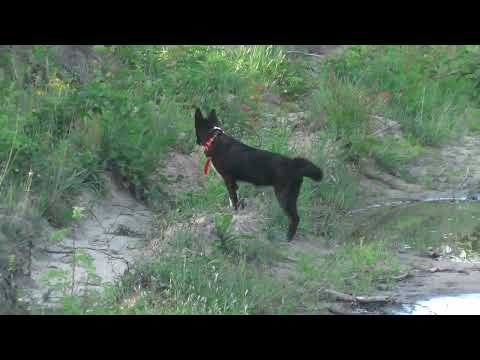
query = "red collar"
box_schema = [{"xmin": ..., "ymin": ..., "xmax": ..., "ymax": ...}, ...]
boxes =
[
  {"xmin": 203, "ymin": 128, "xmax": 223, "ymax": 175},
  {"xmin": 203, "ymin": 127, "xmax": 223, "ymax": 154}
]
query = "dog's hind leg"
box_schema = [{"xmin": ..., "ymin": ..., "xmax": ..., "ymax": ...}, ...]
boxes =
[
  {"xmin": 274, "ymin": 179, "xmax": 303, "ymax": 241},
  {"xmin": 223, "ymin": 176, "xmax": 240, "ymax": 210}
]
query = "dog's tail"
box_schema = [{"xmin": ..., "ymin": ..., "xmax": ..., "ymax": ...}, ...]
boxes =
[{"xmin": 293, "ymin": 158, "xmax": 323, "ymax": 181}]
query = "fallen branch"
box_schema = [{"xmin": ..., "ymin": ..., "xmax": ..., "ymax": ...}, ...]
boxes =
[
  {"xmin": 428, "ymin": 267, "xmax": 470, "ymax": 274},
  {"xmin": 355, "ymin": 295, "xmax": 396, "ymax": 304},
  {"xmin": 321, "ymin": 288, "xmax": 396, "ymax": 304},
  {"xmin": 327, "ymin": 305, "xmax": 356, "ymax": 315},
  {"xmin": 327, "ymin": 305, "xmax": 384, "ymax": 315},
  {"xmin": 323, "ymin": 289, "xmax": 357, "ymax": 302},
  {"xmin": 393, "ymin": 272, "xmax": 411, "ymax": 281}
]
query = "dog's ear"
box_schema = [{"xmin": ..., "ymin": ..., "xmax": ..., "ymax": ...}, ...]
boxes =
[
  {"xmin": 195, "ymin": 108, "xmax": 204, "ymax": 124},
  {"xmin": 207, "ymin": 109, "xmax": 220, "ymax": 127},
  {"xmin": 194, "ymin": 108, "xmax": 204, "ymax": 145}
]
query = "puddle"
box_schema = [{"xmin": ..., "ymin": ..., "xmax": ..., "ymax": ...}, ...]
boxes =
[
  {"xmin": 393, "ymin": 293, "xmax": 480, "ymax": 315},
  {"xmin": 346, "ymin": 201, "xmax": 480, "ymax": 252}
]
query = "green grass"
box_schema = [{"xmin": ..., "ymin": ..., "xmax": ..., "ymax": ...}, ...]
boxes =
[
  {"xmin": 318, "ymin": 240, "xmax": 402, "ymax": 295},
  {"xmin": 325, "ymin": 45, "xmax": 478, "ymax": 146},
  {"xmin": 308, "ymin": 74, "xmax": 381, "ymax": 160},
  {"xmin": 292, "ymin": 239, "xmax": 402, "ymax": 299},
  {"xmin": 371, "ymin": 135, "xmax": 425, "ymax": 176},
  {"xmin": 465, "ymin": 108, "xmax": 480, "ymax": 133}
]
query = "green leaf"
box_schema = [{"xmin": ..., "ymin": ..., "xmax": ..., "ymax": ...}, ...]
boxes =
[{"xmin": 50, "ymin": 228, "xmax": 72, "ymax": 242}]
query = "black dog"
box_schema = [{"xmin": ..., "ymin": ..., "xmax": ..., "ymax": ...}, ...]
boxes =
[{"xmin": 195, "ymin": 108, "xmax": 323, "ymax": 241}]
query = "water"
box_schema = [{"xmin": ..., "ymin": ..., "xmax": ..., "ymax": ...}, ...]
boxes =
[
  {"xmin": 346, "ymin": 190, "xmax": 480, "ymax": 215},
  {"xmin": 394, "ymin": 293, "xmax": 480, "ymax": 315}
]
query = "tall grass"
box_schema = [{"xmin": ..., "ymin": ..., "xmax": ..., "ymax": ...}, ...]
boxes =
[
  {"xmin": 0, "ymin": 45, "xmax": 305, "ymax": 221},
  {"xmin": 308, "ymin": 74, "xmax": 382, "ymax": 161},
  {"xmin": 325, "ymin": 45, "xmax": 478, "ymax": 146}
]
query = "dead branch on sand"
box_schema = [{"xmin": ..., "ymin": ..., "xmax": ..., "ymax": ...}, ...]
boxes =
[{"xmin": 320, "ymin": 288, "xmax": 396, "ymax": 305}]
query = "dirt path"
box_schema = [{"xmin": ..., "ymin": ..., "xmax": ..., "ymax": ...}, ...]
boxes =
[{"xmin": 25, "ymin": 174, "xmax": 154, "ymax": 306}]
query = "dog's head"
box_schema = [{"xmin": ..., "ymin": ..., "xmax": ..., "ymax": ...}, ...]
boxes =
[{"xmin": 194, "ymin": 108, "xmax": 220, "ymax": 146}]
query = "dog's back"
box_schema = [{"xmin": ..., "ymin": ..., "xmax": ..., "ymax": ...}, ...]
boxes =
[{"xmin": 211, "ymin": 134, "xmax": 322, "ymax": 186}]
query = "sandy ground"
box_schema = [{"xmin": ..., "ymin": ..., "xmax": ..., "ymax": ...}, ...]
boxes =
[{"xmin": 25, "ymin": 174, "xmax": 154, "ymax": 305}]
